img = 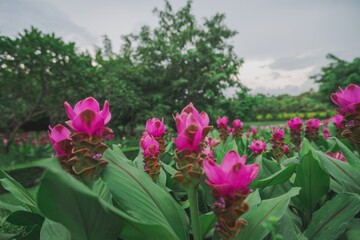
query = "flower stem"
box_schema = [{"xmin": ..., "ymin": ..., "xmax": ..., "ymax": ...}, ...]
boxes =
[{"xmin": 187, "ymin": 186, "xmax": 201, "ymax": 240}]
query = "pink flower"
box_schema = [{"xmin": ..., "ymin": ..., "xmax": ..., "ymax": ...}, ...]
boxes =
[
  {"xmin": 202, "ymin": 146, "xmax": 214, "ymax": 159},
  {"xmin": 249, "ymin": 139, "xmax": 267, "ymax": 155},
  {"xmin": 48, "ymin": 124, "xmax": 72, "ymax": 155},
  {"xmin": 323, "ymin": 127, "xmax": 331, "ymax": 139},
  {"xmin": 272, "ymin": 128, "xmax": 284, "ymax": 141},
  {"xmin": 204, "ymin": 151, "xmax": 259, "ymax": 197},
  {"xmin": 306, "ymin": 118, "xmax": 321, "ymax": 130},
  {"xmin": 331, "ymin": 114, "xmax": 344, "ymax": 129},
  {"xmin": 31, "ymin": 138, "xmax": 37, "ymax": 146},
  {"xmin": 146, "ymin": 118, "xmax": 166, "ymax": 137},
  {"xmin": 216, "ymin": 116, "xmax": 229, "ymax": 128},
  {"xmin": 2, "ymin": 138, "xmax": 8, "ymax": 146},
  {"xmin": 331, "ymin": 84, "xmax": 360, "ymax": 114},
  {"xmin": 287, "ymin": 117, "xmax": 303, "ymax": 131},
  {"xmin": 326, "ymin": 151, "xmax": 347, "ymax": 162},
  {"xmin": 227, "ymin": 126, "xmax": 234, "ymax": 135},
  {"xmin": 251, "ymin": 127, "xmax": 257, "ymax": 137},
  {"xmin": 64, "ymin": 97, "xmax": 111, "ymax": 136},
  {"xmin": 232, "ymin": 119, "xmax": 243, "ymax": 129},
  {"xmin": 323, "ymin": 120, "xmax": 329, "ymax": 126},
  {"xmin": 140, "ymin": 132, "xmax": 159, "ymax": 157},
  {"xmin": 205, "ymin": 137, "xmax": 220, "ymax": 148},
  {"xmin": 283, "ymin": 144, "xmax": 290, "ymax": 155},
  {"xmin": 173, "ymin": 103, "xmax": 210, "ymax": 152}
]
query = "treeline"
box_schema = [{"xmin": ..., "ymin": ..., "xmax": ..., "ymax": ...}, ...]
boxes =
[{"xmin": 1, "ymin": 1, "xmax": 359, "ymax": 140}]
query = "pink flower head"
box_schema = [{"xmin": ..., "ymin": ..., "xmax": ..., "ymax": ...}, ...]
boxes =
[
  {"xmin": 202, "ymin": 146, "xmax": 214, "ymax": 159},
  {"xmin": 287, "ymin": 117, "xmax": 303, "ymax": 131},
  {"xmin": 205, "ymin": 137, "xmax": 220, "ymax": 148},
  {"xmin": 204, "ymin": 150, "xmax": 259, "ymax": 197},
  {"xmin": 232, "ymin": 119, "xmax": 243, "ymax": 129},
  {"xmin": 173, "ymin": 103, "xmax": 210, "ymax": 152},
  {"xmin": 48, "ymin": 124, "xmax": 72, "ymax": 155},
  {"xmin": 272, "ymin": 128, "xmax": 284, "ymax": 141},
  {"xmin": 249, "ymin": 139, "xmax": 267, "ymax": 155},
  {"xmin": 323, "ymin": 120, "xmax": 329, "ymax": 127},
  {"xmin": 216, "ymin": 116, "xmax": 229, "ymax": 128},
  {"xmin": 64, "ymin": 97, "xmax": 111, "ymax": 137},
  {"xmin": 331, "ymin": 114, "xmax": 344, "ymax": 129},
  {"xmin": 227, "ymin": 126, "xmax": 234, "ymax": 135},
  {"xmin": 331, "ymin": 84, "xmax": 360, "ymax": 114},
  {"xmin": 323, "ymin": 127, "xmax": 331, "ymax": 139},
  {"xmin": 140, "ymin": 132, "xmax": 159, "ymax": 157},
  {"xmin": 283, "ymin": 144, "xmax": 290, "ymax": 155},
  {"xmin": 306, "ymin": 118, "xmax": 321, "ymax": 130},
  {"xmin": 251, "ymin": 127, "xmax": 257, "ymax": 137},
  {"xmin": 146, "ymin": 118, "xmax": 166, "ymax": 138},
  {"xmin": 327, "ymin": 151, "xmax": 347, "ymax": 162},
  {"xmin": 2, "ymin": 138, "xmax": 8, "ymax": 146}
]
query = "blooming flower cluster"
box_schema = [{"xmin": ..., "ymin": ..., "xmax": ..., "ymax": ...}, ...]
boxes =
[{"xmin": 305, "ymin": 118, "xmax": 321, "ymax": 141}]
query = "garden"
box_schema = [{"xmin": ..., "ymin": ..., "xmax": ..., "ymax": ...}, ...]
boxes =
[{"xmin": 1, "ymin": 1, "xmax": 360, "ymax": 240}]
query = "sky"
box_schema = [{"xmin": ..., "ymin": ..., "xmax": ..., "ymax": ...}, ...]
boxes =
[{"xmin": 1, "ymin": 0, "xmax": 359, "ymax": 95}]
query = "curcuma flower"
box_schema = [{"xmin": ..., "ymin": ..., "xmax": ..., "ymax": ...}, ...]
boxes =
[
  {"xmin": 146, "ymin": 118, "xmax": 166, "ymax": 138},
  {"xmin": 140, "ymin": 132, "xmax": 159, "ymax": 157},
  {"xmin": 331, "ymin": 114, "xmax": 344, "ymax": 129},
  {"xmin": 204, "ymin": 151, "xmax": 259, "ymax": 239},
  {"xmin": 249, "ymin": 139, "xmax": 267, "ymax": 155},
  {"xmin": 305, "ymin": 118, "xmax": 321, "ymax": 141},
  {"xmin": 204, "ymin": 151, "xmax": 259, "ymax": 198},
  {"xmin": 140, "ymin": 132, "xmax": 161, "ymax": 181},
  {"xmin": 64, "ymin": 97, "xmax": 111, "ymax": 137},
  {"xmin": 288, "ymin": 117, "xmax": 303, "ymax": 131},
  {"xmin": 327, "ymin": 151, "xmax": 347, "ymax": 162},
  {"xmin": 48, "ymin": 124, "xmax": 73, "ymax": 156},
  {"xmin": 331, "ymin": 84, "xmax": 360, "ymax": 114},
  {"xmin": 216, "ymin": 116, "xmax": 229, "ymax": 128},
  {"xmin": 232, "ymin": 119, "xmax": 243, "ymax": 138}
]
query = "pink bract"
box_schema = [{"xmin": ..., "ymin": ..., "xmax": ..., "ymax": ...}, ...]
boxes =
[
  {"xmin": 216, "ymin": 116, "xmax": 229, "ymax": 128},
  {"xmin": 232, "ymin": 119, "xmax": 243, "ymax": 129},
  {"xmin": 48, "ymin": 124, "xmax": 72, "ymax": 155},
  {"xmin": 331, "ymin": 114, "xmax": 344, "ymax": 129},
  {"xmin": 64, "ymin": 97, "xmax": 111, "ymax": 136},
  {"xmin": 331, "ymin": 84, "xmax": 360, "ymax": 114},
  {"xmin": 323, "ymin": 127, "xmax": 331, "ymax": 139},
  {"xmin": 272, "ymin": 128, "xmax": 284, "ymax": 141},
  {"xmin": 287, "ymin": 117, "xmax": 303, "ymax": 131},
  {"xmin": 249, "ymin": 139, "xmax": 267, "ymax": 155},
  {"xmin": 327, "ymin": 151, "xmax": 347, "ymax": 162},
  {"xmin": 146, "ymin": 118, "xmax": 166, "ymax": 137},
  {"xmin": 306, "ymin": 118, "xmax": 321, "ymax": 130},
  {"xmin": 140, "ymin": 132, "xmax": 159, "ymax": 157},
  {"xmin": 204, "ymin": 150, "xmax": 259, "ymax": 197}
]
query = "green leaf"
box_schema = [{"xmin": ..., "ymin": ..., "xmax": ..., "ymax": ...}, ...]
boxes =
[
  {"xmin": 334, "ymin": 138, "xmax": 360, "ymax": 172},
  {"xmin": 237, "ymin": 187, "xmax": 300, "ymax": 240},
  {"xmin": 244, "ymin": 189, "xmax": 261, "ymax": 208},
  {"xmin": 6, "ymin": 210, "xmax": 43, "ymax": 226},
  {"xmin": 40, "ymin": 219, "xmax": 71, "ymax": 240},
  {"xmin": 304, "ymin": 193, "xmax": 360, "ymax": 240},
  {"xmin": 91, "ymin": 178, "xmax": 113, "ymax": 203},
  {"xmin": 37, "ymin": 169, "xmax": 163, "ymax": 240},
  {"xmin": 294, "ymin": 148, "xmax": 330, "ymax": 226},
  {"xmin": 345, "ymin": 219, "xmax": 360, "ymax": 240},
  {"xmin": 102, "ymin": 147, "xmax": 189, "ymax": 240},
  {"xmin": 0, "ymin": 169, "xmax": 38, "ymax": 213},
  {"xmin": 199, "ymin": 212, "xmax": 217, "ymax": 239},
  {"xmin": 251, "ymin": 163, "xmax": 297, "ymax": 188},
  {"xmin": 215, "ymin": 136, "xmax": 238, "ymax": 163},
  {"xmin": 316, "ymin": 151, "xmax": 360, "ymax": 193}
]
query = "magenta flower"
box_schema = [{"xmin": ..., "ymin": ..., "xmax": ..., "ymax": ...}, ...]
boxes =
[
  {"xmin": 331, "ymin": 84, "xmax": 360, "ymax": 114},
  {"xmin": 217, "ymin": 116, "xmax": 229, "ymax": 128},
  {"xmin": 146, "ymin": 118, "xmax": 166, "ymax": 137},
  {"xmin": 287, "ymin": 117, "xmax": 303, "ymax": 131},
  {"xmin": 202, "ymin": 146, "xmax": 214, "ymax": 159},
  {"xmin": 64, "ymin": 97, "xmax": 111, "ymax": 136},
  {"xmin": 327, "ymin": 151, "xmax": 347, "ymax": 162},
  {"xmin": 251, "ymin": 127, "xmax": 257, "ymax": 137},
  {"xmin": 204, "ymin": 150, "xmax": 259, "ymax": 197},
  {"xmin": 232, "ymin": 119, "xmax": 243, "ymax": 129},
  {"xmin": 283, "ymin": 144, "xmax": 290, "ymax": 156},
  {"xmin": 272, "ymin": 128, "xmax": 284, "ymax": 141},
  {"xmin": 205, "ymin": 137, "xmax": 220, "ymax": 148},
  {"xmin": 227, "ymin": 126, "xmax": 234, "ymax": 135},
  {"xmin": 2, "ymin": 138, "xmax": 8, "ymax": 146},
  {"xmin": 331, "ymin": 114, "xmax": 344, "ymax": 129},
  {"xmin": 140, "ymin": 132, "xmax": 159, "ymax": 157},
  {"xmin": 173, "ymin": 103, "xmax": 210, "ymax": 152},
  {"xmin": 323, "ymin": 127, "xmax": 331, "ymax": 139},
  {"xmin": 249, "ymin": 139, "xmax": 267, "ymax": 155},
  {"xmin": 306, "ymin": 118, "xmax": 321, "ymax": 130},
  {"xmin": 48, "ymin": 124, "xmax": 72, "ymax": 155}
]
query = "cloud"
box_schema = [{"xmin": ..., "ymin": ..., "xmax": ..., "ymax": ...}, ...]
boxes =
[{"xmin": 0, "ymin": 0, "xmax": 98, "ymax": 51}]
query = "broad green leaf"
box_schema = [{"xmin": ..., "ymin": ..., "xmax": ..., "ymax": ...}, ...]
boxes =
[
  {"xmin": 317, "ymin": 151, "xmax": 360, "ymax": 193},
  {"xmin": 244, "ymin": 189, "xmax": 261, "ymax": 208},
  {"xmin": 215, "ymin": 136, "xmax": 238, "ymax": 163},
  {"xmin": 294, "ymin": 149, "xmax": 330, "ymax": 226},
  {"xmin": 334, "ymin": 138, "xmax": 360, "ymax": 172},
  {"xmin": 345, "ymin": 219, "xmax": 360, "ymax": 240},
  {"xmin": 274, "ymin": 210, "xmax": 299, "ymax": 240},
  {"xmin": 6, "ymin": 210, "xmax": 43, "ymax": 226},
  {"xmin": 91, "ymin": 178, "xmax": 113, "ymax": 203},
  {"xmin": 304, "ymin": 193, "xmax": 360, "ymax": 240},
  {"xmin": 251, "ymin": 163, "xmax": 297, "ymax": 188},
  {"xmin": 40, "ymin": 219, "xmax": 71, "ymax": 240},
  {"xmin": 102, "ymin": 148, "xmax": 189, "ymax": 240},
  {"xmin": 199, "ymin": 212, "xmax": 217, "ymax": 239},
  {"xmin": 0, "ymin": 233, "xmax": 17, "ymax": 240},
  {"xmin": 37, "ymin": 169, "xmax": 164, "ymax": 240},
  {"xmin": 237, "ymin": 187, "xmax": 300, "ymax": 240},
  {"xmin": 0, "ymin": 169, "xmax": 38, "ymax": 213}
]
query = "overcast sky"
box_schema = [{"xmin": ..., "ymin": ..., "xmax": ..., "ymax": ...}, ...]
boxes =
[{"xmin": 1, "ymin": 0, "xmax": 359, "ymax": 95}]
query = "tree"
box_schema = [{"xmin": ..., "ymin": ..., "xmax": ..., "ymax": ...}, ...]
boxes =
[
  {"xmin": 0, "ymin": 27, "xmax": 99, "ymax": 142},
  {"xmin": 121, "ymin": 0, "xmax": 243, "ymax": 118},
  {"xmin": 312, "ymin": 54, "xmax": 360, "ymax": 103}
]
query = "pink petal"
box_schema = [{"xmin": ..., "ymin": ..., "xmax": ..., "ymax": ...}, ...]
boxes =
[
  {"xmin": 100, "ymin": 100, "xmax": 111, "ymax": 124},
  {"xmin": 204, "ymin": 160, "xmax": 226, "ymax": 184},
  {"xmin": 72, "ymin": 110, "xmax": 105, "ymax": 136},
  {"xmin": 220, "ymin": 150, "xmax": 246, "ymax": 172},
  {"xmin": 64, "ymin": 102, "xmax": 76, "ymax": 120},
  {"xmin": 74, "ymin": 97, "xmax": 100, "ymax": 114}
]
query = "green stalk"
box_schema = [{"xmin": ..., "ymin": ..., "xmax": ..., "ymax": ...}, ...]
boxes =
[{"xmin": 187, "ymin": 186, "xmax": 201, "ymax": 240}]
